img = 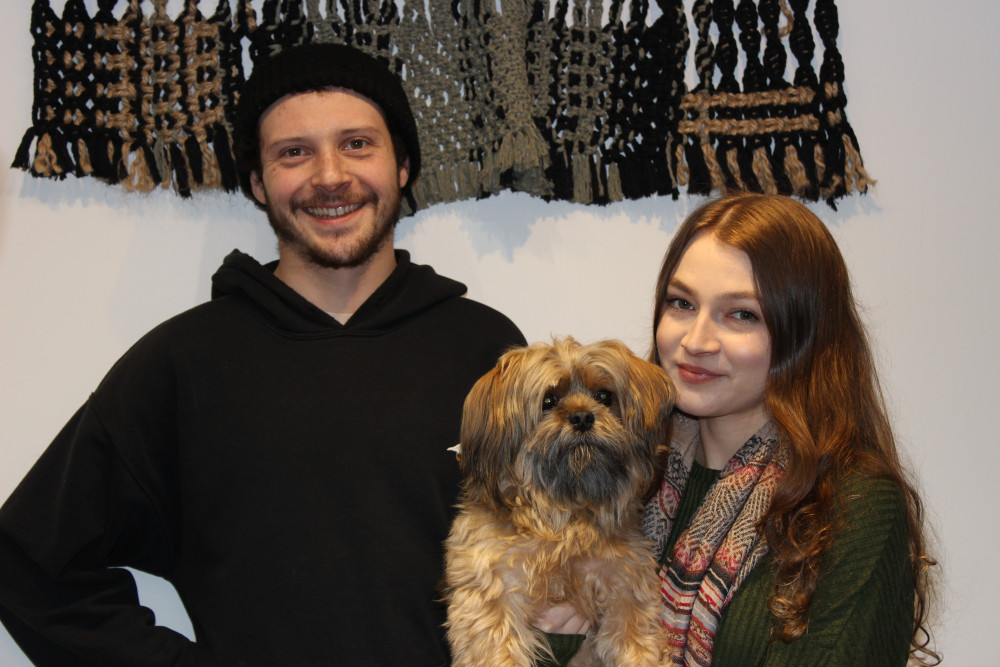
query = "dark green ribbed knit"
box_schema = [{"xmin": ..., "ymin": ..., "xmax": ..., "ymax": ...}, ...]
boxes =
[
  {"xmin": 670, "ymin": 463, "xmax": 914, "ymax": 666},
  {"xmin": 543, "ymin": 464, "xmax": 914, "ymax": 666}
]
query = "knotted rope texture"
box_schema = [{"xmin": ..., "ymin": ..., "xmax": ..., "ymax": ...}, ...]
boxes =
[{"xmin": 12, "ymin": 0, "xmax": 872, "ymax": 209}]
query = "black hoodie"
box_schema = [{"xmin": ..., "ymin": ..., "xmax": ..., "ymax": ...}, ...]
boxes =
[{"xmin": 0, "ymin": 250, "xmax": 525, "ymax": 666}]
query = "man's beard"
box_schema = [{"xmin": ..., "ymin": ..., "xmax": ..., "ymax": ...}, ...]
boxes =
[{"xmin": 265, "ymin": 190, "xmax": 402, "ymax": 269}]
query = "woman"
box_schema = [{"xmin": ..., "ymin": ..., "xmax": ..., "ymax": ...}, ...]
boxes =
[{"xmin": 539, "ymin": 194, "xmax": 937, "ymax": 665}]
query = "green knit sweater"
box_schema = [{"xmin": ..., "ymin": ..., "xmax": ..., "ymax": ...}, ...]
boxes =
[{"xmin": 543, "ymin": 464, "xmax": 914, "ymax": 666}]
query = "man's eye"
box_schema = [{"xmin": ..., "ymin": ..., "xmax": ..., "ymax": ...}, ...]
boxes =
[
  {"xmin": 542, "ymin": 393, "xmax": 560, "ymax": 411},
  {"xmin": 282, "ymin": 147, "xmax": 305, "ymax": 158},
  {"xmin": 346, "ymin": 139, "xmax": 369, "ymax": 150},
  {"xmin": 593, "ymin": 390, "xmax": 613, "ymax": 406}
]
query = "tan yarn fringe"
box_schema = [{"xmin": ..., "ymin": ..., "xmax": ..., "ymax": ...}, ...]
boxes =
[
  {"xmin": 783, "ymin": 143, "xmax": 810, "ymax": 195},
  {"xmin": 200, "ymin": 142, "xmax": 222, "ymax": 190},
  {"xmin": 572, "ymin": 152, "xmax": 593, "ymax": 204},
  {"xmin": 123, "ymin": 142, "xmax": 156, "ymax": 193},
  {"xmin": 32, "ymin": 134, "xmax": 63, "ymax": 176},
  {"xmin": 700, "ymin": 139, "xmax": 726, "ymax": 192},
  {"xmin": 76, "ymin": 139, "xmax": 93, "ymax": 175},
  {"xmin": 813, "ymin": 143, "xmax": 826, "ymax": 185},
  {"xmin": 752, "ymin": 145, "xmax": 777, "ymax": 195},
  {"xmin": 841, "ymin": 134, "xmax": 874, "ymax": 194},
  {"xmin": 725, "ymin": 147, "xmax": 747, "ymax": 192},
  {"xmin": 674, "ymin": 143, "xmax": 689, "ymax": 188}
]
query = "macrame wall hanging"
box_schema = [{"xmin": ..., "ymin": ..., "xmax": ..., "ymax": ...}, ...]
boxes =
[{"xmin": 12, "ymin": 0, "xmax": 872, "ymax": 211}]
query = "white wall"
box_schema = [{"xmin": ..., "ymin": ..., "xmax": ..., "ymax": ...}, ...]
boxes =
[{"xmin": 2, "ymin": 1, "xmax": 996, "ymax": 664}]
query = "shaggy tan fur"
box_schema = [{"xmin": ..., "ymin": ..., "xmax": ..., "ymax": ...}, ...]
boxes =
[{"xmin": 444, "ymin": 338, "xmax": 674, "ymax": 667}]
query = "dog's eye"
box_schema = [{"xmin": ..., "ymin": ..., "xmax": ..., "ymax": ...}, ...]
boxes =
[
  {"xmin": 542, "ymin": 393, "xmax": 560, "ymax": 411},
  {"xmin": 593, "ymin": 390, "xmax": 614, "ymax": 406}
]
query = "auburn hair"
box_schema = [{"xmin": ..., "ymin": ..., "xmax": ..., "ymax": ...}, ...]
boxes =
[{"xmin": 649, "ymin": 194, "xmax": 937, "ymax": 663}]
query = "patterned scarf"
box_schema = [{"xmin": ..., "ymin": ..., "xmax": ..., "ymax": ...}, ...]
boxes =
[{"xmin": 641, "ymin": 414, "xmax": 787, "ymax": 666}]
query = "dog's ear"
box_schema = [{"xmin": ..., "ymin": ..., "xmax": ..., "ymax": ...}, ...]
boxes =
[
  {"xmin": 598, "ymin": 341, "xmax": 676, "ymax": 453},
  {"xmin": 626, "ymin": 359, "xmax": 675, "ymax": 452},
  {"xmin": 458, "ymin": 348, "xmax": 533, "ymax": 510}
]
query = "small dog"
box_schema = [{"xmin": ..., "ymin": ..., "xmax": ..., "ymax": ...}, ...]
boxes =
[{"xmin": 444, "ymin": 337, "xmax": 674, "ymax": 667}]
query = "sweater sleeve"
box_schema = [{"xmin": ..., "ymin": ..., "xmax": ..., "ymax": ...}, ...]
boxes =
[
  {"xmin": 0, "ymin": 348, "xmax": 204, "ymax": 665},
  {"xmin": 757, "ymin": 477, "xmax": 914, "ymax": 667}
]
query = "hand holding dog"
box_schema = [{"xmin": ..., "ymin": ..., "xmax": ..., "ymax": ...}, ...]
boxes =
[{"xmin": 533, "ymin": 602, "xmax": 591, "ymax": 635}]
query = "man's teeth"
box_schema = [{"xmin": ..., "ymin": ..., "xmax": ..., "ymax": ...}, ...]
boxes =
[{"xmin": 305, "ymin": 203, "xmax": 363, "ymax": 218}]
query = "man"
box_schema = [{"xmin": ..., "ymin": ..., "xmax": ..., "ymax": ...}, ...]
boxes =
[{"xmin": 0, "ymin": 43, "xmax": 525, "ymax": 665}]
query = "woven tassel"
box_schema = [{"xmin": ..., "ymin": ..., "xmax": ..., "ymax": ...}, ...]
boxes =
[
  {"xmin": 778, "ymin": 134, "xmax": 818, "ymax": 201},
  {"xmin": 618, "ymin": 156, "xmax": 658, "ymax": 200},
  {"xmin": 494, "ymin": 124, "xmax": 550, "ymax": 176},
  {"xmin": 479, "ymin": 149, "xmax": 501, "ymax": 196},
  {"xmin": 185, "ymin": 133, "xmax": 205, "ymax": 185},
  {"xmin": 841, "ymin": 133, "xmax": 872, "ymax": 193},
  {"xmin": 813, "ymin": 142, "xmax": 827, "ymax": 188},
  {"xmin": 111, "ymin": 138, "xmax": 127, "ymax": 184},
  {"xmin": 572, "ymin": 152, "xmax": 593, "ymax": 204},
  {"xmin": 751, "ymin": 145, "xmax": 778, "ymax": 195},
  {"xmin": 11, "ymin": 128, "xmax": 36, "ymax": 170},
  {"xmin": 456, "ymin": 161, "xmax": 478, "ymax": 201},
  {"xmin": 606, "ymin": 162, "xmax": 623, "ymax": 202},
  {"xmin": 32, "ymin": 133, "xmax": 65, "ymax": 177},
  {"xmin": 199, "ymin": 140, "xmax": 222, "ymax": 189},
  {"xmin": 86, "ymin": 135, "xmax": 114, "ymax": 181},
  {"xmin": 409, "ymin": 169, "xmax": 434, "ymax": 211},
  {"xmin": 170, "ymin": 142, "xmax": 192, "ymax": 198},
  {"xmin": 74, "ymin": 138, "xmax": 94, "ymax": 175},
  {"xmin": 684, "ymin": 141, "xmax": 712, "ymax": 194},
  {"xmin": 213, "ymin": 129, "xmax": 238, "ymax": 192},
  {"xmin": 724, "ymin": 146, "xmax": 748, "ymax": 192},
  {"xmin": 128, "ymin": 143, "xmax": 161, "ymax": 193},
  {"xmin": 53, "ymin": 131, "xmax": 75, "ymax": 177},
  {"xmin": 817, "ymin": 134, "xmax": 845, "ymax": 202},
  {"xmin": 546, "ymin": 147, "xmax": 572, "ymax": 200},
  {"xmin": 782, "ymin": 142, "xmax": 810, "ymax": 197},
  {"xmin": 674, "ymin": 142, "xmax": 690, "ymax": 188},
  {"xmin": 700, "ymin": 140, "xmax": 726, "ymax": 193}
]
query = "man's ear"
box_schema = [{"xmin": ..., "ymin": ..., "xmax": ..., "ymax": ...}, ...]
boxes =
[
  {"xmin": 250, "ymin": 170, "xmax": 267, "ymax": 206},
  {"xmin": 397, "ymin": 157, "xmax": 410, "ymax": 189}
]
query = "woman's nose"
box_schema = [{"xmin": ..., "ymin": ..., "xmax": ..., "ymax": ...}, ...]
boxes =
[{"xmin": 681, "ymin": 312, "xmax": 721, "ymax": 355}]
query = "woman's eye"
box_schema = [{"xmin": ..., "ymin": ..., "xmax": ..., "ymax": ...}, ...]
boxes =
[
  {"xmin": 733, "ymin": 309, "xmax": 760, "ymax": 322},
  {"xmin": 593, "ymin": 390, "xmax": 613, "ymax": 406},
  {"xmin": 666, "ymin": 297, "xmax": 693, "ymax": 310},
  {"xmin": 542, "ymin": 393, "xmax": 560, "ymax": 411}
]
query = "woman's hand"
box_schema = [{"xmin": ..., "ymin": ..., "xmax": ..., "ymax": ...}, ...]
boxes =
[{"xmin": 532, "ymin": 602, "xmax": 591, "ymax": 635}]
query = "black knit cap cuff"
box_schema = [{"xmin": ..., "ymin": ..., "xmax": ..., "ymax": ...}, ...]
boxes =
[{"xmin": 234, "ymin": 43, "xmax": 421, "ymax": 198}]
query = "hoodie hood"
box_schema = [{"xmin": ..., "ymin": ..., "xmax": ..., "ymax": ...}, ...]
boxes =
[{"xmin": 210, "ymin": 249, "xmax": 467, "ymax": 335}]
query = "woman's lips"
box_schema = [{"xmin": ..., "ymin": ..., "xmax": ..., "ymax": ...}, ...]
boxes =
[{"xmin": 676, "ymin": 363, "xmax": 721, "ymax": 384}]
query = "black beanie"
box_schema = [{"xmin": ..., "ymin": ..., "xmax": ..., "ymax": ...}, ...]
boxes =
[{"xmin": 233, "ymin": 43, "xmax": 421, "ymax": 204}]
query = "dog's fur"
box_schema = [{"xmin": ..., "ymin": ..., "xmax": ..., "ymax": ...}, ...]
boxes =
[{"xmin": 444, "ymin": 338, "xmax": 674, "ymax": 667}]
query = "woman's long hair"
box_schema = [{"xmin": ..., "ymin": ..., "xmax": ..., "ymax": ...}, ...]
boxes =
[{"xmin": 650, "ymin": 194, "xmax": 937, "ymax": 663}]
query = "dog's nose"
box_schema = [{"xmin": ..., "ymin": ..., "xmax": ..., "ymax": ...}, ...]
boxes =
[{"xmin": 569, "ymin": 410, "xmax": 595, "ymax": 432}]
